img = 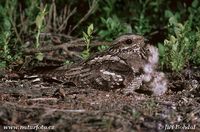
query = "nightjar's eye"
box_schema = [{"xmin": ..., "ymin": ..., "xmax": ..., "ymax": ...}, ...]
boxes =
[{"xmin": 125, "ymin": 39, "xmax": 132, "ymax": 44}]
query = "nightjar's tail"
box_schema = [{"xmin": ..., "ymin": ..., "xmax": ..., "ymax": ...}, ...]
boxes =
[
  {"xmin": 35, "ymin": 65, "xmax": 92, "ymax": 85},
  {"xmin": 45, "ymin": 66, "xmax": 92, "ymax": 83}
]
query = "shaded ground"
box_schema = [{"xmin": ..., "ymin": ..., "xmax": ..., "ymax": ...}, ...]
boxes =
[{"xmin": 0, "ymin": 68, "xmax": 200, "ymax": 132}]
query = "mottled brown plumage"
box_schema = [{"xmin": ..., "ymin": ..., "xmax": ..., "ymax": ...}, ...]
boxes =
[{"xmin": 41, "ymin": 34, "xmax": 167, "ymax": 95}]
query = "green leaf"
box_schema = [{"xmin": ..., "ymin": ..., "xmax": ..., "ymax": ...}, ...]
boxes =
[
  {"xmin": 64, "ymin": 60, "xmax": 73, "ymax": 65},
  {"xmin": 35, "ymin": 14, "xmax": 43, "ymax": 29},
  {"xmin": 192, "ymin": 0, "xmax": 198, "ymax": 8},
  {"xmin": 165, "ymin": 10, "xmax": 174, "ymax": 18},
  {"xmin": 169, "ymin": 16, "xmax": 177, "ymax": 25},
  {"xmin": 36, "ymin": 52, "xmax": 44, "ymax": 61},
  {"xmin": 3, "ymin": 18, "xmax": 11, "ymax": 31},
  {"xmin": 81, "ymin": 50, "xmax": 90, "ymax": 59},
  {"xmin": 169, "ymin": 35, "xmax": 176, "ymax": 43},
  {"xmin": 87, "ymin": 24, "xmax": 94, "ymax": 35},
  {"xmin": 35, "ymin": 5, "xmax": 47, "ymax": 29},
  {"xmin": 83, "ymin": 32, "xmax": 89, "ymax": 44},
  {"xmin": 97, "ymin": 45, "xmax": 109, "ymax": 52},
  {"xmin": 158, "ymin": 43, "xmax": 165, "ymax": 57},
  {"xmin": 0, "ymin": 61, "xmax": 6, "ymax": 68}
]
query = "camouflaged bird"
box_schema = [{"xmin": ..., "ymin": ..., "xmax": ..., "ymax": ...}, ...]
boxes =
[{"xmin": 41, "ymin": 34, "xmax": 167, "ymax": 95}]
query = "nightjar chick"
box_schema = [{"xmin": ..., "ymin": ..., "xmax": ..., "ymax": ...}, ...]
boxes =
[
  {"xmin": 142, "ymin": 44, "xmax": 168, "ymax": 95},
  {"xmin": 41, "ymin": 34, "xmax": 167, "ymax": 96}
]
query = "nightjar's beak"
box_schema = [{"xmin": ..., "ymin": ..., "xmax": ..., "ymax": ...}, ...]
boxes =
[{"xmin": 144, "ymin": 38, "xmax": 149, "ymax": 44}]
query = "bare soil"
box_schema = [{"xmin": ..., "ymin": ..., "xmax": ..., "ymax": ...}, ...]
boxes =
[{"xmin": 0, "ymin": 67, "xmax": 200, "ymax": 132}]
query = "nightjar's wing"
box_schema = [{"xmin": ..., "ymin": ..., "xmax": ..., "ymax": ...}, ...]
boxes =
[
  {"xmin": 41, "ymin": 65, "xmax": 88, "ymax": 84},
  {"xmin": 40, "ymin": 51, "xmax": 138, "ymax": 90},
  {"xmin": 85, "ymin": 55, "xmax": 134, "ymax": 90}
]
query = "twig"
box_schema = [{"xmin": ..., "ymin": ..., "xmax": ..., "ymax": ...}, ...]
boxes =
[
  {"xmin": 148, "ymin": 26, "xmax": 168, "ymax": 37},
  {"xmin": 185, "ymin": 106, "xmax": 200, "ymax": 122},
  {"xmin": 2, "ymin": 101, "xmax": 86, "ymax": 113},
  {"xmin": 53, "ymin": 0, "xmax": 57, "ymax": 31},
  {"xmin": 68, "ymin": 0, "xmax": 99, "ymax": 35},
  {"xmin": 58, "ymin": 7, "xmax": 77, "ymax": 32},
  {"xmin": 40, "ymin": 32, "xmax": 75, "ymax": 40},
  {"xmin": 23, "ymin": 40, "xmax": 111, "ymax": 54},
  {"xmin": 10, "ymin": 14, "xmax": 23, "ymax": 45},
  {"xmin": 28, "ymin": 97, "xmax": 58, "ymax": 102}
]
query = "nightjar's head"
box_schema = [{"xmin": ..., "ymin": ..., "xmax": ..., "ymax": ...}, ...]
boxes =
[
  {"xmin": 109, "ymin": 34, "xmax": 147, "ymax": 53},
  {"xmin": 107, "ymin": 34, "xmax": 150, "ymax": 72}
]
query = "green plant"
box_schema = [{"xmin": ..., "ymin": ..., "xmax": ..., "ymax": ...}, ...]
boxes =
[
  {"xmin": 98, "ymin": 15, "xmax": 131, "ymax": 41},
  {"xmin": 190, "ymin": 29, "xmax": 200, "ymax": 65},
  {"xmin": 187, "ymin": 0, "xmax": 200, "ymax": 30},
  {"xmin": 159, "ymin": 21, "xmax": 200, "ymax": 71},
  {"xmin": 159, "ymin": 17, "xmax": 191, "ymax": 72},
  {"xmin": 0, "ymin": 0, "xmax": 21, "ymax": 68},
  {"xmin": 35, "ymin": 5, "xmax": 48, "ymax": 61},
  {"xmin": 159, "ymin": 0, "xmax": 200, "ymax": 71},
  {"xmin": 35, "ymin": 6, "xmax": 47, "ymax": 47},
  {"xmin": 64, "ymin": 60, "xmax": 73, "ymax": 65},
  {"xmin": 132, "ymin": 109, "xmax": 141, "ymax": 121},
  {"xmin": 0, "ymin": 0, "xmax": 44, "ymax": 68},
  {"xmin": 143, "ymin": 99, "xmax": 157, "ymax": 115},
  {"xmin": 82, "ymin": 24, "xmax": 94, "ymax": 59},
  {"xmin": 0, "ymin": 31, "xmax": 11, "ymax": 68},
  {"xmin": 97, "ymin": 0, "xmax": 131, "ymax": 41},
  {"xmin": 186, "ymin": 0, "xmax": 200, "ymax": 65},
  {"xmin": 97, "ymin": 45, "xmax": 109, "ymax": 52},
  {"xmin": 133, "ymin": 0, "xmax": 151, "ymax": 35}
]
